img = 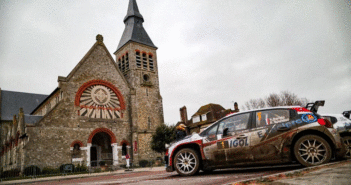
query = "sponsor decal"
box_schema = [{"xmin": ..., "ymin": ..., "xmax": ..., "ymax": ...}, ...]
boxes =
[
  {"xmin": 217, "ymin": 137, "xmax": 249, "ymax": 149},
  {"xmin": 301, "ymin": 113, "xmax": 317, "ymax": 123}
]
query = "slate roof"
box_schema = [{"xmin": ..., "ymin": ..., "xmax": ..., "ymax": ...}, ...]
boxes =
[
  {"xmin": 0, "ymin": 90, "xmax": 48, "ymax": 121},
  {"xmin": 115, "ymin": 0, "xmax": 156, "ymax": 52},
  {"xmin": 24, "ymin": 115, "xmax": 43, "ymax": 125}
]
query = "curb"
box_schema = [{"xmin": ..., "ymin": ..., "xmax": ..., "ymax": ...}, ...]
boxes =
[
  {"xmin": 0, "ymin": 167, "xmax": 165, "ymax": 185},
  {"xmin": 228, "ymin": 159, "xmax": 351, "ymax": 185}
]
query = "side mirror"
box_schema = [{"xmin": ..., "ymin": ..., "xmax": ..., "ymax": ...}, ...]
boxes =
[{"xmin": 223, "ymin": 128, "xmax": 229, "ymax": 137}]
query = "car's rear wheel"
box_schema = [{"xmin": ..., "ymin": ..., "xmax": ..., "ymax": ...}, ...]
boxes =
[
  {"xmin": 174, "ymin": 148, "xmax": 200, "ymax": 176},
  {"xmin": 294, "ymin": 135, "xmax": 331, "ymax": 167},
  {"xmin": 342, "ymin": 136, "xmax": 351, "ymax": 159}
]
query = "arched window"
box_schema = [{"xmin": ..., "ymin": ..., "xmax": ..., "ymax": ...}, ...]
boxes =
[
  {"xmin": 122, "ymin": 143, "xmax": 127, "ymax": 156},
  {"xmin": 149, "ymin": 54, "xmax": 154, "ymax": 71},
  {"xmin": 136, "ymin": 51, "xmax": 141, "ymax": 68},
  {"xmin": 72, "ymin": 144, "xmax": 81, "ymax": 158},
  {"xmin": 142, "ymin": 53, "xmax": 147, "ymax": 69}
]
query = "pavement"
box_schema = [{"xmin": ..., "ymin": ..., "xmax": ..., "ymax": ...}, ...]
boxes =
[
  {"xmin": 1, "ymin": 160, "xmax": 351, "ymax": 185},
  {"xmin": 234, "ymin": 159, "xmax": 351, "ymax": 185},
  {"xmin": 0, "ymin": 166, "xmax": 166, "ymax": 185}
]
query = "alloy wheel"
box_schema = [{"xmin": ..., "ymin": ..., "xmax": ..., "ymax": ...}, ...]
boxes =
[
  {"xmin": 294, "ymin": 135, "xmax": 331, "ymax": 167},
  {"xmin": 343, "ymin": 136, "xmax": 351, "ymax": 159},
  {"xmin": 174, "ymin": 148, "xmax": 199, "ymax": 176}
]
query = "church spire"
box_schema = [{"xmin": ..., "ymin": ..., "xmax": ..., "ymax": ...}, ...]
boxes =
[
  {"xmin": 115, "ymin": 0, "xmax": 156, "ymax": 53},
  {"xmin": 124, "ymin": 0, "xmax": 144, "ymax": 22}
]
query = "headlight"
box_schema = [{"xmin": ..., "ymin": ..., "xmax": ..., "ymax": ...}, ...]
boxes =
[{"xmin": 165, "ymin": 144, "xmax": 170, "ymax": 149}]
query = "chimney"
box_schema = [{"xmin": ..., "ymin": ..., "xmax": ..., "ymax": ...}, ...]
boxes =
[
  {"xmin": 180, "ymin": 106, "xmax": 188, "ymax": 123},
  {"xmin": 234, "ymin": 102, "xmax": 239, "ymax": 112}
]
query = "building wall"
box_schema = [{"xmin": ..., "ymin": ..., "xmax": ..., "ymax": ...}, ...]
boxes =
[{"xmin": 115, "ymin": 42, "xmax": 164, "ymax": 163}]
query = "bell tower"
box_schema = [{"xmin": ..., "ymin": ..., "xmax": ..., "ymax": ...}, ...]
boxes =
[{"xmin": 114, "ymin": 0, "xmax": 164, "ymax": 161}]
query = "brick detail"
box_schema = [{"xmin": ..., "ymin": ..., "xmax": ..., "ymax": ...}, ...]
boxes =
[
  {"xmin": 87, "ymin": 128, "xmax": 117, "ymax": 144},
  {"xmin": 70, "ymin": 140, "xmax": 84, "ymax": 147},
  {"xmin": 74, "ymin": 79, "xmax": 126, "ymax": 110}
]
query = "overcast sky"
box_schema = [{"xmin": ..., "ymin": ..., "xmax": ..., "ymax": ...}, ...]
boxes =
[{"xmin": 1, "ymin": 0, "xmax": 350, "ymax": 125}]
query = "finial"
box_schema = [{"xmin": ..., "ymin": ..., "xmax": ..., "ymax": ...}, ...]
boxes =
[{"xmin": 96, "ymin": 34, "xmax": 104, "ymax": 45}]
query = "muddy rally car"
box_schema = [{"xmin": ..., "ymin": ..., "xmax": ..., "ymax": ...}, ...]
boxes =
[
  {"xmin": 322, "ymin": 112, "xmax": 351, "ymax": 159},
  {"xmin": 165, "ymin": 101, "xmax": 346, "ymax": 176}
]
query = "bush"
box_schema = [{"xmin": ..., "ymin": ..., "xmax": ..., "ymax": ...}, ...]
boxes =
[
  {"xmin": 139, "ymin": 160, "xmax": 148, "ymax": 167},
  {"xmin": 41, "ymin": 167, "xmax": 60, "ymax": 175},
  {"xmin": 24, "ymin": 165, "xmax": 41, "ymax": 176},
  {"xmin": 75, "ymin": 164, "xmax": 88, "ymax": 172},
  {"xmin": 59, "ymin": 164, "xmax": 74, "ymax": 173},
  {"xmin": 1, "ymin": 169, "xmax": 20, "ymax": 178}
]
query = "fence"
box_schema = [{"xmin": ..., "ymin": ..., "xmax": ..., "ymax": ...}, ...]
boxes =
[{"xmin": 0, "ymin": 158, "xmax": 165, "ymax": 181}]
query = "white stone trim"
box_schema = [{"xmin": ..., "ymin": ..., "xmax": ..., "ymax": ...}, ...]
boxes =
[
  {"xmin": 111, "ymin": 143, "xmax": 118, "ymax": 166},
  {"xmin": 72, "ymin": 158, "xmax": 83, "ymax": 162},
  {"xmin": 86, "ymin": 143, "xmax": 92, "ymax": 167}
]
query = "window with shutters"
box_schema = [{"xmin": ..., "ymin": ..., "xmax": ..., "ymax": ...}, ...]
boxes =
[{"xmin": 136, "ymin": 51, "xmax": 141, "ymax": 68}]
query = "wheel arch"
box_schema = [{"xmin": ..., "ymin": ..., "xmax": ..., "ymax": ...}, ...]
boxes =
[
  {"xmin": 170, "ymin": 143, "xmax": 203, "ymax": 169},
  {"xmin": 290, "ymin": 129, "xmax": 336, "ymax": 161}
]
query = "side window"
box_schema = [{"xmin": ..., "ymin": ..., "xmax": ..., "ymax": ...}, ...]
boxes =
[
  {"xmin": 256, "ymin": 109, "xmax": 290, "ymax": 128},
  {"xmin": 206, "ymin": 124, "xmax": 219, "ymax": 136},
  {"xmin": 217, "ymin": 113, "xmax": 250, "ymax": 135}
]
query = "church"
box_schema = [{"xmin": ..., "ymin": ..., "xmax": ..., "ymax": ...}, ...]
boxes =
[{"xmin": 0, "ymin": 0, "xmax": 164, "ymax": 172}]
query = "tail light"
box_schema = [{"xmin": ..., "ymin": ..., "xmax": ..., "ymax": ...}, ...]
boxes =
[{"xmin": 318, "ymin": 118, "xmax": 333, "ymax": 128}]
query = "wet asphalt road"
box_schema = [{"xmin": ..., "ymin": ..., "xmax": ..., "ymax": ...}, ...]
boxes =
[{"xmin": 30, "ymin": 164, "xmax": 304, "ymax": 185}]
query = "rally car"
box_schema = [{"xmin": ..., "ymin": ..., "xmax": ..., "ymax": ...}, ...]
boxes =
[
  {"xmin": 322, "ymin": 113, "xmax": 351, "ymax": 158},
  {"xmin": 165, "ymin": 101, "xmax": 345, "ymax": 176}
]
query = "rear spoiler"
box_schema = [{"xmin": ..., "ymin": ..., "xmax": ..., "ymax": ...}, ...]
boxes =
[
  {"xmin": 305, "ymin": 100, "xmax": 325, "ymax": 113},
  {"xmin": 343, "ymin": 111, "xmax": 351, "ymax": 119}
]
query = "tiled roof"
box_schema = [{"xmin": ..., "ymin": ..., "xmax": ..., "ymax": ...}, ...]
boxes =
[
  {"xmin": 192, "ymin": 103, "xmax": 225, "ymax": 117},
  {"xmin": 0, "ymin": 90, "xmax": 48, "ymax": 121}
]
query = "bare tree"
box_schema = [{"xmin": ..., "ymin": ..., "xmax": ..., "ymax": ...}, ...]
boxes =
[
  {"xmin": 243, "ymin": 91, "xmax": 310, "ymax": 109},
  {"xmin": 244, "ymin": 98, "xmax": 266, "ymax": 110},
  {"xmin": 266, "ymin": 93, "xmax": 282, "ymax": 107}
]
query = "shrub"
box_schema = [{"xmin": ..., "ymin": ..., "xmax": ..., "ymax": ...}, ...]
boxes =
[
  {"xmin": 41, "ymin": 167, "xmax": 60, "ymax": 175},
  {"xmin": 139, "ymin": 160, "xmax": 148, "ymax": 167},
  {"xmin": 1, "ymin": 169, "xmax": 20, "ymax": 178},
  {"xmin": 75, "ymin": 164, "xmax": 88, "ymax": 172},
  {"xmin": 24, "ymin": 165, "xmax": 41, "ymax": 176},
  {"xmin": 59, "ymin": 164, "xmax": 74, "ymax": 173}
]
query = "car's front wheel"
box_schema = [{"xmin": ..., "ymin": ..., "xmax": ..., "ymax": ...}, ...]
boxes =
[
  {"xmin": 174, "ymin": 148, "xmax": 200, "ymax": 176},
  {"xmin": 343, "ymin": 136, "xmax": 351, "ymax": 159},
  {"xmin": 294, "ymin": 135, "xmax": 332, "ymax": 167}
]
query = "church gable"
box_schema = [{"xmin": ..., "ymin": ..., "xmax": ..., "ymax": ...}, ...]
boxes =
[{"xmin": 66, "ymin": 35, "xmax": 129, "ymax": 89}]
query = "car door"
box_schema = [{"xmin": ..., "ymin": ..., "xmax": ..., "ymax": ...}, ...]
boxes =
[
  {"xmin": 202, "ymin": 121, "xmax": 226, "ymax": 166},
  {"xmin": 221, "ymin": 113, "xmax": 253, "ymax": 164},
  {"xmin": 250, "ymin": 109, "xmax": 297, "ymax": 162}
]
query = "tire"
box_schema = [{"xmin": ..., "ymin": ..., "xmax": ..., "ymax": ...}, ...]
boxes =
[
  {"xmin": 343, "ymin": 136, "xmax": 351, "ymax": 159},
  {"xmin": 173, "ymin": 148, "xmax": 200, "ymax": 176},
  {"xmin": 294, "ymin": 135, "xmax": 332, "ymax": 167}
]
